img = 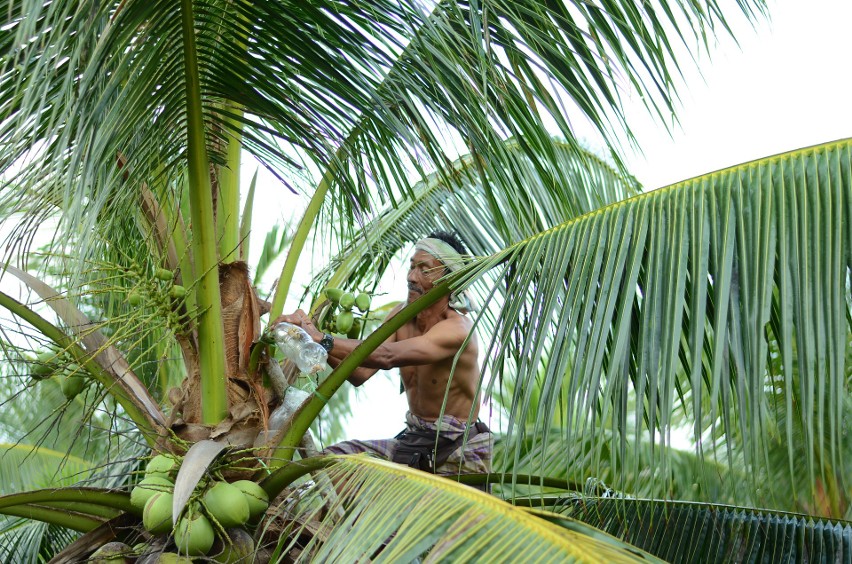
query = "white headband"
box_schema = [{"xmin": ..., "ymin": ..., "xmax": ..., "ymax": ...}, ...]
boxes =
[{"xmin": 414, "ymin": 238, "xmax": 475, "ymax": 313}]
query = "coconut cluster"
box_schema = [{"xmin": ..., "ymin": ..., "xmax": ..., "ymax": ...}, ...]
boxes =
[
  {"xmin": 128, "ymin": 454, "xmax": 270, "ymax": 559},
  {"xmin": 123, "ymin": 266, "xmax": 190, "ymax": 334},
  {"xmin": 29, "ymin": 347, "xmax": 90, "ymax": 400},
  {"xmin": 319, "ymin": 288, "xmax": 372, "ymax": 337}
]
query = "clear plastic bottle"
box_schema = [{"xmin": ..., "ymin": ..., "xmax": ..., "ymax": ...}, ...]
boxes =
[
  {"xmin": 272, "ymin": 322, "xmax": 328, "ymax": 374},
  {"xmin": 267, "ymin": 387, "xmax": 311, "ymax": 431},
  {"xmin": 297, "ymin": 341, "xmax": 328, "ymax": 374}
]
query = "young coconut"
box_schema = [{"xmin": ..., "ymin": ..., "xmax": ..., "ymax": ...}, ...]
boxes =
[
  {"xmin": 61, "ymin": 371, "xmax": 85, "ymax": 400},
  {"xmin": 338, "ymin": 292, "xmax": 355, "ymax": 310},
  {"xmin": 335, "ymin": 311, "xmax": 354, "ymax": 334},
  {"xmin": 142, "ymin": 491, "xmax": 174, "ymax": 535},
  {"xmin": 90, "ymin": 541, "xmax": 133, "ymax": 563},
  {"xmin": 210, "ymin": 528, "xmax": 255, "ymax": 563},
  {"xmin": 145, "ymin": 454, "xmax": 179, "ymax": 479},
  {"xmin": 325, "ymin": 287, "xmax": 343, "ymax": 303},
  {"xmin": 231, "ymin": 480, "xmax": 269, "ymax": 518},
  {"xmin": 155, "ymin": 268, "xmax": 173, "ymax": 281},
  {"xmin": 127, "ymin": 291, "xmax": 144, "ymax": 307},
  {"xmin": 347, "ymin": 317, "xmax": 363, "ymax": 339},
  {"xmin": 131, "ymin": 542, "xmax": 150, "ymax": 556},
  {"xmin": 169, "ymin": 285, "xmax": 186, "ymax": 300},
  {"xmin": 130, "ymin": 476, "xmax": 175, "ymax": 512},
  {"xmin": 31, "ymin": 349, "xmax": 60, "ymax": 380},
  {"xmin": 174, "ymin": 511, "xmax": 214, "ymax": 556},
  {"xmin": 354, "ymin": 292, "xmax": 371, "ymax": 312},
  {"xmin": 203, "ymin": 481, "xmax": 249, "ymax": 528}
]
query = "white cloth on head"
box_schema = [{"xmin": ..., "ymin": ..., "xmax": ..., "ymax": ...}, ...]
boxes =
[{"xmin": 414, "ymin": 238, "xmax": 476, "ymax": 313}]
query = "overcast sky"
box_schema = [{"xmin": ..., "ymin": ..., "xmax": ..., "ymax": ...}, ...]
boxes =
[{"xmin": 618, "ymin": 0, "xmax": 852, "ymax": 190}]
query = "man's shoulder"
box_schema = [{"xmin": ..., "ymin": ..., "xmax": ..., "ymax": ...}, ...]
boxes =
[{"xmin": 430, "ymin": 310, "xmax": 474, "ymax": 336}]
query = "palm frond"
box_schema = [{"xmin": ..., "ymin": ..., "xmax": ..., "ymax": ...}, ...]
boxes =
[
  {"xmin": 553, "ymin": 497, "xmax": 852, "ymax": 564},
  {"xmin": 308, "ymin": 139, "xmax": 641, "ymax": 301},
  {"xmin": 3, "ymin": 266, "xmax": 166, "ymax": 435},
  {"xmin": 254, "ymin": 223, "xmax": 294, "ymax": 288},
  {"xmin": 0, "ymin": 0, "xmax": 765, "ymax": 271},
  {"xmin": 0, "ymin": 358, "xmax": 145, "ymax": 561},
  {"xmin": 450, "ymin": 139, "xmax": 851, "ymax": 515},
  {"xmin": 264, "ymin": 454, "xmax": 661, "ymax": 562},
  {"xmin": 0, "ymin": 517, "xmax": 78, "ymax": 564},
  {"xmin": 0, "ymin": 444, "xmax": 95, "ymax": 494},
  {"xmin": 491, "ymin": 430, "xmax": 735, "ymax": 506}
]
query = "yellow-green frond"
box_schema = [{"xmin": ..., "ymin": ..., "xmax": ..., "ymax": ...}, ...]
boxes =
[{"xmin": 270, "ymin": 454, "xmax": 659, "ymax": 563}]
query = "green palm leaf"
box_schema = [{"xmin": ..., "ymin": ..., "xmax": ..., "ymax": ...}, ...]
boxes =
[
  {"xmin": 554, "ymin": 497, "xmax": 852, "ymax": 564},
  {"xmin": 278, "ymin": 138, "xmax": 849, "ymax": 519},
  {"xmin": 0, "ymin": 0, "xmax": 764, "ymax": 266},
  {"xmin": 491, "ymin": 431, "xmax": 734, "ymax": 505},
  {"xmin": 3, "ymin": 266, "xmax": 166, "ymax": 436},
  {"xmin": 469, "ymin": 139, "xmax": 851, "ymax": 514},
  {"xmin": 309, "ymin": 139, "xmax": 641, "ymax": 300},
  {"xmin": 264, "ymin": 454, "xmax": 661, "ymax": 562},
  {"xmin": 0, "ymin": 444, "xmax": 95, "ymax": 493}
]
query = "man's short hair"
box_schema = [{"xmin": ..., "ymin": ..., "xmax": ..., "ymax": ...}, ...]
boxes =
[{"xmin": 426, "ymin": 230, "xmax": 468, "ymax": 256}]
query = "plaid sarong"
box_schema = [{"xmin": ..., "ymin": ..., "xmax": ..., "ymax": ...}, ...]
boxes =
[{"xmin": 322, "ymin": 411, "xmax": 492, "ymax": 475}]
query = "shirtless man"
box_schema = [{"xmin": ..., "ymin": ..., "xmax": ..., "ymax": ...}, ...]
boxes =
[{"xmin": 276, "ymin": 231, "xmax": 491, "ymax": 475}]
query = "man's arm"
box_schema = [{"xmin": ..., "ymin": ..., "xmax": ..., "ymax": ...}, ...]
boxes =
[
  {"xmin": 273, "ymin": 308, "xmax": 471, "ymax": 386},
  {"xmin": 273, "ymin": 306, "xmax": 402, "ymax": 386},
  {"xmin": 328, "ymin": 320, "xmax": 467, "ymax": 370},
  {"xmin": 322, "ymin": 336, "xmax": 383, "ymax": 386}
]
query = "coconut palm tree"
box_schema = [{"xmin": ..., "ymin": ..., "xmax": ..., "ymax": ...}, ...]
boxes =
[{"xmin": 0, "ymin": 0, "xmax": 849, "ymax": 561}]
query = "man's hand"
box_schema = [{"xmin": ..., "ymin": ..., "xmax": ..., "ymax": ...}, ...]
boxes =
[{"xmin": 271, "ymin": 309, "xmax": 323, "ymax": 342}]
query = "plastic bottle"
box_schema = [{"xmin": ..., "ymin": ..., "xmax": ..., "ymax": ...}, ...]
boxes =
[
  {"xmin": 267, "ymin": 387, "xmax": 311, "ymax": 431},
  {"xmin": 271, "ymin": 322, "xmax": 328, "ymax": 374},
  {"xmin": 297, "ymin": 342, "xmax": 328, "ymax": 374}
]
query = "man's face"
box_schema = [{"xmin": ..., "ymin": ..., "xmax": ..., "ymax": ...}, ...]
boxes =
[{"xmin": 406, "ymin": 250, "xmax": 446, "ymax": 303}]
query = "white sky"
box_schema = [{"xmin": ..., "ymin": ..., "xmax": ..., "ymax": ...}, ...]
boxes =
[{"xmin": 619, "ymin": 0, "xmax": 852, "ymax": 190}]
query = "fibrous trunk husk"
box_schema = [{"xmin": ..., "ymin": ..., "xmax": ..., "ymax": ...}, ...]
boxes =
[{"xmin": 164, "ymin": 262, "xmax": 274, "ymax": 466}]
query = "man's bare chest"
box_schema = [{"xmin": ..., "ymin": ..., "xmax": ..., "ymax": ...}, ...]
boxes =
[{"xmin": 400, "ymin": 363, "xmax": 448, "ymax": 388}]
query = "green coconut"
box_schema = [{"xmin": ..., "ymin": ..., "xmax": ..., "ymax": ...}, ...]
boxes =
[
  {"xmin": 354, "ymin": 292, "xmax": 371, "ymax": 312},
  {"xmin": 231, "ymin": 480, "xmax": 269, "ymax": 518},
  {"xmin": 90, "ymin": 541, "xmax": 132, "ymax": 563},
  {"xmin": 145, "ymin": 454, "xmax": 178, "ymax": 478},
  {"xmin": 131, "ymin": 542, "xmax": 149, "ymax": 555},
  {"xmin": 174, "ymin": 512, "xmax": 214, "ymax": 556},
  {"xmin": 325, "ymin": 287, "xmax": 343, "ymax": 303},
  {"xmin": 130, "ymin": 476, "xmax": 174, "ymax": 512},
  {"xmin": 142, "ymin": 491, "xmax": 174, "ymax": 535},
  {"xmin": 31, "ymin": 349, "xmax": 60, "ymax": 379},
  {"xmin": 155, "ymin": 268, "xmax": 173, "ymax": 281},
  {"xmin": 127, "ymin": 291, "xmax": 143, "ymax": 307},
  {"xmin": 335, "ymin": 311, "xmax": 354, "ymax": 333},
  {"xmin": 203, "ymin": 481, "xmax": 249, "ymax": 528},
  {"xmin": 347, "ymin": 317, "xmax": 363, "ymax": 339},
  {"xmin": 338, "ymin": 292, "xmax": 355, "ymax": 310},
  {"xmin": 211, "ymin": 528, "xmax": 255, "ymax": 563},
  {"xmin": 61, "ymin": 372, "xmax": 85, "ymax": 399}
]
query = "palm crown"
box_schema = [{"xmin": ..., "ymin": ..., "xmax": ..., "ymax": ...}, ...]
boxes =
[{"xmin": 0, "ymin": 0, "xmax": 849, "ymax": 561}]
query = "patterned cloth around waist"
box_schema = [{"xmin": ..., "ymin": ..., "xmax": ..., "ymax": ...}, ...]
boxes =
[{"xmin": 322, "ymin": 411, "xmax": 492, "ymax": 475}]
